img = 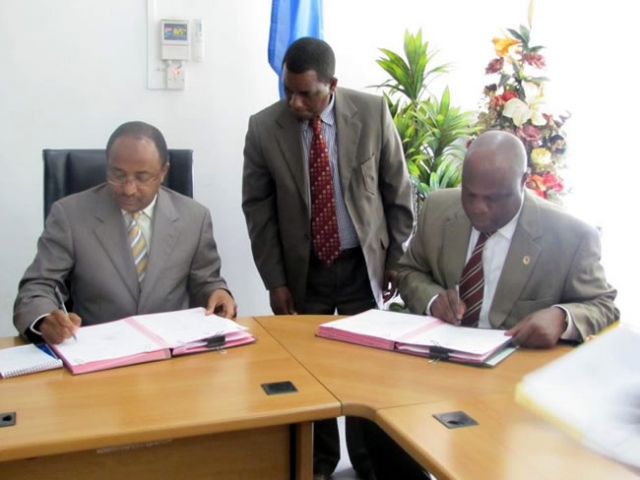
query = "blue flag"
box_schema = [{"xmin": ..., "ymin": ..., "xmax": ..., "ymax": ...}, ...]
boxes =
[{"xmin": 268, "ymin": 0, "xmax": 324, "ymax": 98}]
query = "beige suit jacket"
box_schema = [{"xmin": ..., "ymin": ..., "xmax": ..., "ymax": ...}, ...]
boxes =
[
  {"xmin": 397, "ymin": 189, "xmax": 618, "ymax": 339},
  {"xmin": 242, "ymin": 88, "xmax": 414, "ymax": 309},
  {"xmin": 14, "ymin": 185, "xmax": 229, "ymax": 336}
]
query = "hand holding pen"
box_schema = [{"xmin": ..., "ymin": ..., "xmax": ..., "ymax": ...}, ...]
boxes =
[
  {"xmin": 38, "ymin": 287, "xmax": 82, "ymax": 345},
  {"xmin": 430, "ymin": 283, "xmax": 467, "ymax": 326}
]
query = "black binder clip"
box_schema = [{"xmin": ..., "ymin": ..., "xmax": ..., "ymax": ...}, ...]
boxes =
[
  {"xmin": 429, "ymin": 346, "xmax": 450, "ymax": 361},
  {"xmin": 204, "ymin": 335, "xmax": 226, "ymax": 348}
]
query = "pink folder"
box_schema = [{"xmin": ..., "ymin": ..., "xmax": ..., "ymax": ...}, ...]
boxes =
[
  {"xmin": 50, "ymin": 317, "xmax": 172, "ymax": 375},
  {"xmin": 50, "ymin": 310, "xmax": 257, "ymax": 374},
  {"xmin": 317, "ymin": 310, "xmax": 516, "ymax": 367}
]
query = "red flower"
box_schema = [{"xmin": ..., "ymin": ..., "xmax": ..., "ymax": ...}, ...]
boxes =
[
  {"xmin": 489, "ymin": 90, "xmax": 518, "ymax": 111},
  {"xmin": 526, "ymin": 174, "xmax": 548, "ymax": 198},
  {"xmin": 523, "ymin": 52, "xmax": 546, "ymax": 69},
  {"xmin": 501, "ymin": 91, "xmax": 518, "ymax": 102},
  {"xmin": 485, "ymin": 58, "xmax": 504, "ymax": 74},
  {"xmin": 542, "ymin": 173, "xmax": 563, "ymax": 192},
  {"xmin": 517, "ymin": 125, "xmax": 542, "ymax": 144}
]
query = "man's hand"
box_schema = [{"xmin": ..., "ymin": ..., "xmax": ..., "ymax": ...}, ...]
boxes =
[
  {"xmin": 383, "ymin": 270, "xmax": 398, "ymax": 302},
  {"xmin": 269, "ymin": 286, "xmax": 297, "ymax": 315},
  {"xmin": 205, "ymin": 289, "xmax": 237, "ymax": 319},
  {"xmin": 40, "ymin": 309, "xmax": 81, "ymax": 345},
  {"xmin": 431, "ymin": 288, "xmax": 466, "ymax": 325},
  {"xmin": 505, "ymin": 307, "xmax": 567, "ymax": 349}
]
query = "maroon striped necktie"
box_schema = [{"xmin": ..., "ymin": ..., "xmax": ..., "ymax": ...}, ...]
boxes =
[
  {"xmin": 309, "ymin": 117, "xmax": 340, "ymax": 266},
  {"xmin": 459, "ymin": 231, "xmax": 493, "ymax": 327}
]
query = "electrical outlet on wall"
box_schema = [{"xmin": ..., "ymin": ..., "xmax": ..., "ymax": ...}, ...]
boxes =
[{"xmin": 166, "ymin": 65, "xmax": 185, "ymax": 90}]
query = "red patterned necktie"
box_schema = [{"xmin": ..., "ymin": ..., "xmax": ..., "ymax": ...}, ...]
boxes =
[
  {"xmin": 459, "ymin": 232, "xmax": 493, "ymax": 327},
  {"xmin": 309, "ymin": 116, "xmax": 340, "ymax": 266}
]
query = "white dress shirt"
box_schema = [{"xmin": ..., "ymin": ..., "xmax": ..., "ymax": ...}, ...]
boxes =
[{"xmin": 428, "ymin": 202, "xmax": 578, "ymax": 339}]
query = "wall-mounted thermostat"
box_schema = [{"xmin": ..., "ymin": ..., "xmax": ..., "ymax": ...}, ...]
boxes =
[{"xmin": 160, "ymin": 19, "xmax": 190, "ymax": 60}]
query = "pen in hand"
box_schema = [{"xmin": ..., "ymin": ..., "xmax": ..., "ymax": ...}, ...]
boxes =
[
  {"xmin": 54, "ymin": 286, "xmax": 77, "ymax": 342},
  {"xmin": 454, "ymin": 283, "xmax": 463, "ymax": 325}
]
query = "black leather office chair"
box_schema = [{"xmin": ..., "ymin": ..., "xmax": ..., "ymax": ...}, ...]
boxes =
[{"xmin": 43, "ymin": 149, "xmax": 194, "ymax": 221}]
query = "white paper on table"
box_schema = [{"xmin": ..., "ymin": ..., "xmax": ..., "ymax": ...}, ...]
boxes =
[
  {"xmin": 320, "ymin": 309, "xmax": 436, "ymax": 340},
  {"xmin": 131, "ymin": 307, "xmax": 247, "ymax": 347},
  {"xmin": 402, "ymin": 324, "xmax": 512, "ymax": 355},
  {"xmin": 54, "ymin": 320, "xmax": 164, "ymax": 365},
  {"xmin": 518, "ymin": 324, "xmax": 640, "ymax": 469}
]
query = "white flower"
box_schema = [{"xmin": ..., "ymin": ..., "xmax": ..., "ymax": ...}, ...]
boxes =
[{"xmin": 503, "ymin": 98, "xmax": 547, "ymax": 127}]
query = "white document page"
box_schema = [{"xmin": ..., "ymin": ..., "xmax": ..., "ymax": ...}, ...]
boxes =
[
  {"xmin": 403, "ymin": 324, "xmax": 512, "ymax": 355},
  {"xmin": 132, "ymin": 307, "xmax": 247, "ymax": 347},
  {"xmin": 54, "ymin": 320, "xmax": 164, "ymax": 365},
  {"xmin": 321, "ymin": 309, "xmax": 436, "ymax": 340},
  {"xmin": 518, "ymin": 325, "xmax": 640, "ymax": 469}
]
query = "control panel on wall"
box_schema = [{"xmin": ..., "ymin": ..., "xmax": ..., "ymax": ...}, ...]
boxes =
[
  {"xmin": 151, "ymin": 18, "xmax": 204, "ymax": 90},
  {"xmin": 161, "ymin": 19, "xmax": 188, "ymax": 90}
]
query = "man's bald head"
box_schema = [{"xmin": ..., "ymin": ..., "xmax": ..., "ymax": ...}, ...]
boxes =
[{"xmin": 461, "ymin": 131, "xmax": 528, "ymax": 233}]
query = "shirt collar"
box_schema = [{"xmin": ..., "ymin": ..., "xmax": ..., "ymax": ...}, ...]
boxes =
[
  {"xmin": 320, "ymin": 93, "xmax": 336, "ymax": 125},
  {"xmin": 301, "ymin": 93, "xmax": 336, "ymax": 127},
  {"xmin": 121, "ymin": 194, "xmax": 158, "ymax": 220}
]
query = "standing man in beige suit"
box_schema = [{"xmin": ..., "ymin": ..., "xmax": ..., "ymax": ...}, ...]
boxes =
[{"xmin": 242, "ymin": 37, "xmax": 413, "ymax": 480}]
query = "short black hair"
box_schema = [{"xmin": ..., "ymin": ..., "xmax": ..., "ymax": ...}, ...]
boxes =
[
  {"xmin": 106, "ymin": 121, "xmax": 169, "ymax": 166},
  {"xmin": 282, "ymin": 37, "xmax": 335, "ymax": 83}
]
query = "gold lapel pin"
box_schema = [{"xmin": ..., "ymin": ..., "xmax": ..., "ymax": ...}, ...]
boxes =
[{"xmin": 523, "ymin": 255, "xmax": 530, "ymax": 265}]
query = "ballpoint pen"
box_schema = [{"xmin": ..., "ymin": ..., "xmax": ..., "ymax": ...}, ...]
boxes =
[{"xmin": 54, "ymin": 286, "xmax": 77, "ymax": 341}]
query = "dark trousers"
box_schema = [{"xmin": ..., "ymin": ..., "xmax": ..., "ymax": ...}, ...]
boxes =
[
  {"xmin": 360, "ymin": 418, "xmax": 430, "ymax": 480},
  {"xmin": 302, "ymin": 247, "xmax": 376, "ymax": 478}
]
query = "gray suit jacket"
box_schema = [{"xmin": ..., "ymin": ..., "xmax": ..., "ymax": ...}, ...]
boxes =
[
  {"xmin": 242, "ymin": 87, "xmax": 414, "ymax": 309},
  {"xmin": 397, "ymin": 189, "xmax": 618, "ymax": 339},
  {"xmin": 14, "ymin": 185, "xmax": 229, "ymax": 336}
]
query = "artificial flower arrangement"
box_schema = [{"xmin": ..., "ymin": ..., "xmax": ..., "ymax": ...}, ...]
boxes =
[{"xmin": 475, "ymin": 17, "xmax": 569, "ymax": 203}]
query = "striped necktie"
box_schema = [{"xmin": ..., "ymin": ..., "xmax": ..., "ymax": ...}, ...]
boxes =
[
  {"xmin": 309, "ymin": 116, "xmax": 340, "ymax": 266},
  {"xmin": 127, "ymin": 212, "xmax": 148, "ymax": 283},
  {"xmin": 459, "ymin": 231, "xmax": 493, "ymax": 327}
]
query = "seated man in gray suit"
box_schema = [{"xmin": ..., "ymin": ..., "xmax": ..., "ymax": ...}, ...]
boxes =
[
  {"xmin": 360, "ymin": 130, "xmax": 620, "ymax": 480},
  {"xmin": 14, "ymin": 121, "xmax": 236, "ymax": 345}
]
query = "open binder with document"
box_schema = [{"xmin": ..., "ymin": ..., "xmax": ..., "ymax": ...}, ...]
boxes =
[
  {"xmin": 516, "ymin": 323, "xmax": 640, "ymax": 470},
  {"xmin": 317, "ymin": 309, "xmax": 517, "ymax": 367},
  {"xmin": 51, "ymin": 308, "xmax": 256, "ymax": 375}
]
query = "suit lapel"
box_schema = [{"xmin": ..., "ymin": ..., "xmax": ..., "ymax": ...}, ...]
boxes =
[
  {"xmin": 443, "ymin": 208, "xmax": 472, "ymax": 288},
  {"xmin": 334, "ymin": 89, "xmax": 362, "ymax": 193},
  {"xmin": 93, "ymin": 188, "xmax": 139, "ymax": 301},
  {"xmin": 489, "ymin": 193, "xmax": 542, "ymax": 328},
  {"xmin": 275, "ymin": 105, "xmax": 309, "ymax": 209},
  {"xmin": 139, "ymin": 189, "xmax": 179, "ymax": 306}
]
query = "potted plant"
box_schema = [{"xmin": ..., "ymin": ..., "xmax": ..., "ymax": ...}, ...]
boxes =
[{"xmin": 373, "ymin": 30, "xmax": 479, "ymax": 207}]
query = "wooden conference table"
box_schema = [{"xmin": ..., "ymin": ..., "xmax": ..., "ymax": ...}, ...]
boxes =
[
  {"xmin": 1, "ymin": 314, "xmax": 636, "ymax": 480},
  {"xmin": 255, "ymin": 315, "xmax": 638, "ymax": 480},
  {"xmin": 0, "ymin": 317, "xmax": 340, "ymax": 480}
]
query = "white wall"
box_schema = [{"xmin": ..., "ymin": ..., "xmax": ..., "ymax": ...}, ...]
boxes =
[{"xmin": 0, "ymin": 0, "xmax": 634, "ymax": 336}]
